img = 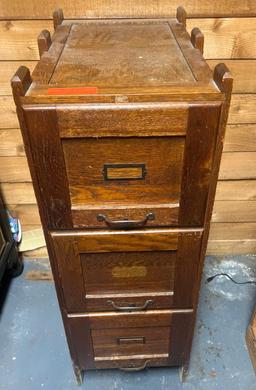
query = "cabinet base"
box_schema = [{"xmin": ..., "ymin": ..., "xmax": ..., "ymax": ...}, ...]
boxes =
[
  {"xmin": 73, "ymin": 364, "xmax": 84, "ymax": 386},
  {"xmin": 179, "ymin": 362, "xmax": 189, "ymax": 382}
]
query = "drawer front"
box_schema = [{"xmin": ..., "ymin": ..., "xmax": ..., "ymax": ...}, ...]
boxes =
[
  {"xmin": 50, "ymin": 228, "xmax": 202, "ymax": 313},
  {"xmin": 67, "ymin": 309, "xmax": 194, "ymax": 370},
  {"xmin": 62, "ymin": 136, "xmax": 184, "ymax": 228},
  {"xmin": 92, "ymin": 326, "xmax": 170, "ymax": 360}
]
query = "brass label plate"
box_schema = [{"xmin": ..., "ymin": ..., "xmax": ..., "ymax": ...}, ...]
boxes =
[
  {"xmin": 103, "ymin": 163, "xmax": 146, "ymax": 181},
  {"xmin": 112, "ymin": 266, "xmax": 147, "ymax": 278}
]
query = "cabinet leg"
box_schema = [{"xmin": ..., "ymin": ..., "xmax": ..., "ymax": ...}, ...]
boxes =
[
  {"xmin": 73, "ymin": 364, "xmax": 84, "ymax": 386},
  {"xmin": 179, "ymin": 362, "xmax": 189, "ymax": 383}
]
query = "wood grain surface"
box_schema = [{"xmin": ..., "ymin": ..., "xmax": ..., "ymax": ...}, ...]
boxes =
[{"xmin": 0, "ymin": 1, "xmax": 255, "ymax": 18}]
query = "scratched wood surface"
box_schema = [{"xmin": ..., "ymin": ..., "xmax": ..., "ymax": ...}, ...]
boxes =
[{"xmin": 0, "ymin": 4, "xmax": 256, "ymax": 254}]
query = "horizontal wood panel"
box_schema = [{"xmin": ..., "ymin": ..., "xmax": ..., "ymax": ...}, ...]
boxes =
[
  {"xmin": 228, "ymin": 95, "xmax": 256, "ymax": 124},
  {"xmin": 209, "ymin": 222, "xmax": 256, "ymax": 240},
  {"xmin": 0, "ymin": 183, "xmax": 36, "ymax": 204},
  {"xmin": 0, "ymin": 1, "xmax": 255, "ymax": 18},
  {"xmin": 0, "ymin": 96, "xmax": 18, "ymax": 128},
  {"xmin": 187, "ymin": 18, "xmax": 256, "ymax": 59},
  {"xmin": 208, "ymin": 221, "xmax": 256, "ymax": 254},
  {"xmin": 22, "ymin": 246, "xmax": 48, "ymax": 258},
  {"xmin": 207, "ymin": 60, "xmax": 256, "ymax": 93},
  {"xmin": 0, "ymin": 129, "xmax": 25, "ymax": 156},
  {"xmin": 219, "ymin": 152, "xmax": 256, "ymax": 180},
  {"xmin": 0, "ymin": 18, "xmax": 256, "ymax": 60},
  {"xmin": 1, "ymin": 95, "xmax": 255, "ymax": 129},
  {"xmin": 0, "ymin": 61, "xmax": 36, "ymax": 95},
  {"xmin": 212, "ymin": 201, "xmax": 256, "ymax": 222},
  {"xmin": 207, "ymin": 239, "xmax": 256, "ymax": 254},
  {"xmin": 0, "ymin": 157, "xmax": 31, "ymax": 182},
  {"xmin": 0, "ymin": 20, "xmax": 53, "ymax": 60},
  {"xmin": 216, "ymin": 180, "xmax": 256, "ymax": 200},
  {"xmin": 8, "ymin": 204, "xmax": 41, "ymax": 225},
  {"xmin": 224, "ymin": 124, "xmax": 256, "ymax": 152},
  {"xmin": 75, "ymin": 230, "xmax": 180, "ymax": 253}
]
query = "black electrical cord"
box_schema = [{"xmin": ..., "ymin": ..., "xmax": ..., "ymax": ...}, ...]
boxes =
[{"xmin": 207, "ymin": 273, "xmax": 256, "ymax": 285}]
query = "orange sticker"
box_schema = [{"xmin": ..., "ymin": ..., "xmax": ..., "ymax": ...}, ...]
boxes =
[{"xmin": 47, "ymin": 87, "xmax": 98, "ymax": 95}]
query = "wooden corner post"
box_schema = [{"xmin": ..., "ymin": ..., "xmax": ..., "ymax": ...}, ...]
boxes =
[
  {"xmin": 176, "ymin": 6, "xmax": 187, "ymax": 27},
  {"xmin": 191, "ymin": 28, "xmax": 204, "ymax": 54},
  {"xmin": 53, "ymin": 8, "xmax": 64, "ymax": 30},
  {"xmin": 214, "ymin": 63, "xmax": 233, "ymax": 129},
  {"xmin": 11, "ymin": 66, "xmax": 32, "ymax": 107},
  {"xmin": 37, "ymin": 30, "xmax": 52, "ymax": 57}
]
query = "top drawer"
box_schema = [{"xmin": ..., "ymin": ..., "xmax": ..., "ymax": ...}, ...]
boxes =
[
  {"xmin": 60, "ymin": 103, "xmax": 188, "ymax": 229},
  {"xmin": 23, "ymin": 102, "xmax": 221, "ymax": 230}
]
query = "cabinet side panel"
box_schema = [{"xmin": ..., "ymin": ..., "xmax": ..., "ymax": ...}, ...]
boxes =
[
  {"xmin": 179, "ymin": 103, "xmax": 221, "ymax": 226},
  {"xmin": 23, "ymin": 106, "xmax": 73, "ymax": 229}
]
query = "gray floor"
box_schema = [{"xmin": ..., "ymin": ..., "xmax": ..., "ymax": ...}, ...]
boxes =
[{"xmin": 0, "ymin": 255, "xmax": 255, "ymax": 390}]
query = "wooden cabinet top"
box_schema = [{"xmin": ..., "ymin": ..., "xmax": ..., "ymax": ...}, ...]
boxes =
[
  {"xmin": 12, "ymin": 9, "xmax": 227, "ymax": 104},
  {"xmin": 51, "ymin": 22, "xmax": 195, "ymax": 88}
]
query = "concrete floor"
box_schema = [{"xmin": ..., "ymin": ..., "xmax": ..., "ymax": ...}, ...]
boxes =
[{"xmin": 0, "ymin": 255, "xmax": 255, "ymax": 390}]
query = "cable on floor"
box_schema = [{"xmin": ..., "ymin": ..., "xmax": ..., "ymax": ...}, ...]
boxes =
[{"xmin": 206, "ymin": 273, "xmax": 256, "ymax": 285}]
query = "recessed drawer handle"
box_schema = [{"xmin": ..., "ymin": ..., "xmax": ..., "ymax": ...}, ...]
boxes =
[
  {"xmin": 119, "ymin": 360, "xmax": 150, "ymax": 372},
  {"xmin": 117, "ymin": 336, "xmax": 145, "ymax": 345},
  {"xmin": 107, "ymin": 299, "xmax": 153, "ymax": 312},
  {"xmin": 97, "ymin": 212, "xmax": 155, "ymax": 230}
]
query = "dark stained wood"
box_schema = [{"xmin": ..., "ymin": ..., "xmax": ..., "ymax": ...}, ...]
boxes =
[
  {"xmin": 22, "ymin": 106, "xmax": 73, "ymax": 229},
  {"xmin": 176, "ymin": 6, "xmax": 187, "ymax": 27},
  {"xmin": 50, "ymin": 229, "xmax": 202, "ymax": 313},
  {"xmin": 92, "ymin": 326, "xmax": 170, "ymax": 358},
  {"xmin": 169, "ymin": 21, "xmax": 213, "ymax": 83},
  {"xmin": 11, "ymin": 66, "xmax": 32, "ymax": 106},
  {"xmin": 67, "ymin": 310, "xmax": 193, "ymax": 369},
  {"xmin": 50, "ymin": 21, "xmax": 194, "ymax": 88},
  {"xmin": 63, "ymin": 136, "xmax": 184, "ymax": 227},
  {"xmin": 32, "ymin": 24, "xmax": 72, "ymax": 84},
  {"xmin": 181, "ymin": 63, "xmax": 233, "ymax": 374},
  {"xmin": 190, "ymin": 27, "xmax": 204, "ymax": 54},
  {"xmin": 66, "ymin": 315, "xmax": 95, "ymax": 370},
  {"xmin": 53, "ymin": 8, "xmax": 64, "ymax": 30},
  {"xmin": 72, "ymin": 205, "xmax": 179, "ymax": 229},
  {"xmin": 37, "ymin": 30, "xmax": 52, "ymax": 58},
  {"xmin": 169, "ymin": 311, "xmax": 194, "ymax": 366},
  {"xmin": 57, "ymin": 103, "xmax": 189, "ymax": 137},
  {"xmin": 11, "ymin": 67, "xmax": 81, "ymax": 377},
  {"xmin": 12, "ymin": 10, "xmax": 231, "ymax": 383},
  {"xmin": 173, "ymin": 232, "xmax": 203, "ymax": 308},
  {"xmin": 179, "ymin": 103, "xmax": 221, "ymax": 226}
]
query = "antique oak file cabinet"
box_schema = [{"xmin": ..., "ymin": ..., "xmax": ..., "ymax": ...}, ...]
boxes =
[{"xmin": 11, "ymin": 7, "xmax": 232, "ymax": 384}]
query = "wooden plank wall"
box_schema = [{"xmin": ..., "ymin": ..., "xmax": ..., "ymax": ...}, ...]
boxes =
[{"xmin": 0, "ymin": 1, "xmax": 256, "ymax": 256}]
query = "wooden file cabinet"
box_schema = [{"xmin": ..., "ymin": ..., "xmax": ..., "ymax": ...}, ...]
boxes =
[{"xmin": 11, "ymin": 7, "xmax": 232, "ymax": 384}]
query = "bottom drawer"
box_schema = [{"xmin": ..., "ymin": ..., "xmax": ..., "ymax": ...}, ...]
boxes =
[
  {"xmin": 67, "ymin": 309, "xmax": 194, "ymax": 370},
  {"xmin": 92, "ymin": 326, "xmax": 170, "ymax": 361}
]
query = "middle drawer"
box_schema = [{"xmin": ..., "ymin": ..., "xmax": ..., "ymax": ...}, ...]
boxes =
[{"xmin": 50, "ymin": 228, "xmax": 202, "ymax": 313}]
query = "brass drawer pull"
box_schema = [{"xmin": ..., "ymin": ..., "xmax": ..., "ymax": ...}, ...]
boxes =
[
  {"xmin": 107, "ymin": 299, "xmax": 153, "ymax": 312},
  {"xmin": 97, "ymin": 212, "xmax": 155, "ymax": 230},
  {"xmin": 119, "ymin": 360, "xmax": 150, "ymax": 372}
]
